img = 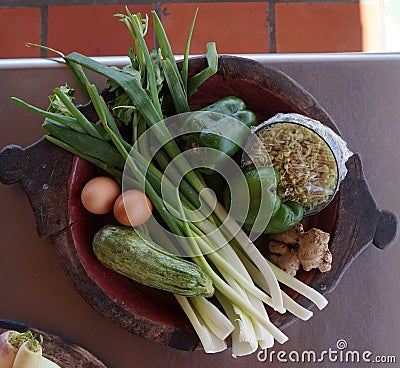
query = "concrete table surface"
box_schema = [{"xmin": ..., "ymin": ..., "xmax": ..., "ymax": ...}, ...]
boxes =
[{"xmin": 1, "ymin": 53, "xmax": 399, "ymax": 367}]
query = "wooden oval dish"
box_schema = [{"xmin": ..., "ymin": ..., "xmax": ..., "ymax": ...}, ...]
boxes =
[
  {"xmin": 0, "ymin": 319, "xmax": 106, "ymax": 367},
  {"xmin": 0, "ymin": 56, "xmax": 398, "ymax": 352}
]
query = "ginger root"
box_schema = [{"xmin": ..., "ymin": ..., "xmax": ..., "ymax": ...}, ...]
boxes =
[
  {"xmin": 269, "ymin": 245, "xmax": 300, "ymax": 276},
  {"xmin": 297, "ymin": 228, "xmax": 332, "ymax": 272},
  {"xmin": 267, "ymin": 224, "xmax": 332, "ymax": 276},
  {"xmin": 270, "ymin": 223, "xmax": 304, "ymax": 246}
]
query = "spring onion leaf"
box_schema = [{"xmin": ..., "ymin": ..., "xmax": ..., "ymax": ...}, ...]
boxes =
[
  {"xmin": 117, "ymin": 11, "xmax": 163, "ymax": 117},
  {"xmin": 11, "ymin": 97, "xmax": 85, "ymax": 133},
  {"xmin": 53, "ymin": 87, "xmax": 103, "ymax": 139},
  {"xmin": 160, "ymin": 58, "xmax": 190, "ymax": 113},
  {"xmin": 44, "ymin": 135, "xmax": 123, "ymax": 183},
  {"xmin": 182, "ymin": 8, "xmax": 199, "ymax": 92},
  {"xmin": 187, "ymin": 42, "xmax": 218, "ymax": 97},
  {"xmin": 152, "ymin": 10, "xmax": 184, "ymax": 92}
]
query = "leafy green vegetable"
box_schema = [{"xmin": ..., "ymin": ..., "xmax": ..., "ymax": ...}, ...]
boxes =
[{"xmin": 47, "ymin": 84, "xmax": 75, "ymax": 117}]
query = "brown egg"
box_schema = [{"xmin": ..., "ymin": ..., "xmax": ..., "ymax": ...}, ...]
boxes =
[
  {"xmin": 113, "ymin": 189, "xmax": 153, "ymax": 227},
  {"xmin": 81, "ymin": 176, "xmax": 121, "ymax": 215}
]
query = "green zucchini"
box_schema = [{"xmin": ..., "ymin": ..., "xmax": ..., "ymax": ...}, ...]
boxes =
[{"xmin": 92, "ymin": 225, "xmax": 214, "ymax": 297}]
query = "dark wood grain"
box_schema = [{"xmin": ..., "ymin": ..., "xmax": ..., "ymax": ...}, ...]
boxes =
[
  {"xmin": 0, "ymin": 140, "xmax": 73, "ymax": 238},
  {"xmin": 0, "ymin": 319, "xmax": 107, "ymax": 367},
  {"xmin": 0, "ymin": 56, "xmax": 398, "ymax": 352}
]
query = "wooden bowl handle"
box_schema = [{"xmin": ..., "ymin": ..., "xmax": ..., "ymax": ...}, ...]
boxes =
[
  {"xmin": 345, "ymin": 154, "xmax": 399, "ymax": 251},
  {"xmin": 0, "ymin": 144, "xmax": 25, "ymax": 185},
  {"xmin": 304, "ymin": 153, "xmax": 399, "ymax": 296},
  {"xmin": 372, "ymin": 209, "xmax": 399, "ymax": 250},
  {"xmin": 336, "ymin": 153, "xmax": 399, "ymax": 254},
  {"xmin": 0, "ymin": 140, "xmax": 73, "ymax": 238}
]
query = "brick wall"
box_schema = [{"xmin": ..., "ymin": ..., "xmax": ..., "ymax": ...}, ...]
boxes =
[{"xmin": 0, "ymin": 0, "xmax": 391, "ymax": 58}]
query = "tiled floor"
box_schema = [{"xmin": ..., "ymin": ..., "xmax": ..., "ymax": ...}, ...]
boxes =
[{"xmin": 0, "ymin": 1, "xmax": 397, "ymax": 58}]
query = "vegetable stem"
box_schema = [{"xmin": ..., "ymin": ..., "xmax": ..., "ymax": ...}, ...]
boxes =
[
  {"xmin": 190, "ymin": 296, "xmax": 234, "ymax": 340},
  {"xmin": 175, "ymin": 295, "xmax": 227, "ymax": 353},
  {"xmin": 181, "ymin": 8, "xmax": 199, "ymax": 92},
  {"xmin": 53, "ymin": 87, "xmax": 103, "ymax": 139}
]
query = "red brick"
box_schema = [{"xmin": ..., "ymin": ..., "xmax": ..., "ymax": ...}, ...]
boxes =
[
  {"xmin": 0, "ymin": 8, "xmax": 41, "ymax": 58},
  {"xmin": 275, "ymin": 3, "xmax": 362, "ymax": 53},
  {"xmin": 160, "ymin": 3, "xmax": 269, "ymax": 54},
  {"xmin": 48, "ymin": 5, "xmax": 154, "ymax": 57}
]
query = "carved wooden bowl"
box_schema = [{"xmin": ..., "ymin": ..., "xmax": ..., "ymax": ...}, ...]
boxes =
[
  {"xmin": 1, "ymin": 56, "xmax": 398, "ymax": 351},
  {"xmin": 0, "ymin": 319, "xmax": 106, "ymax": 367}
]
